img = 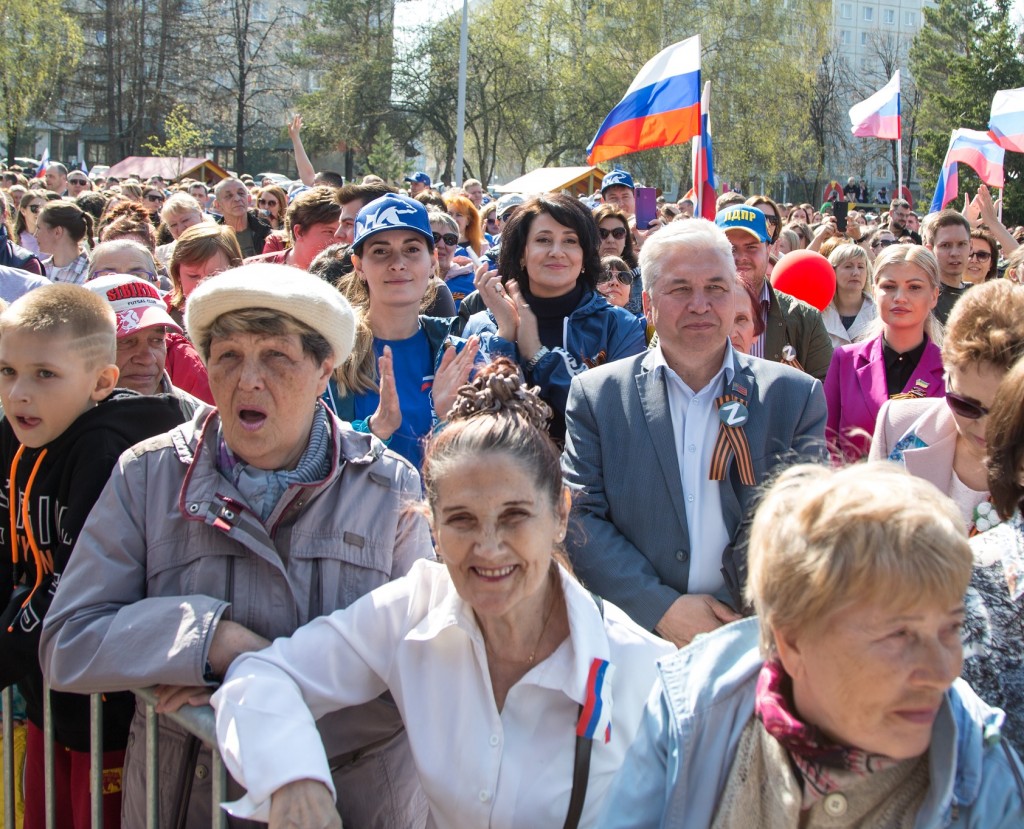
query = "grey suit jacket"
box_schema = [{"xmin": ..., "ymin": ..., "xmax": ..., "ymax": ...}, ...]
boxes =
[{"xmin": 561, "ymin": 348, "xmax": 827, "ymax": 631}]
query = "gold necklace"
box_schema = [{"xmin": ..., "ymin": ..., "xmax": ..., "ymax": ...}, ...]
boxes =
[{"xmin": 484, "ymin": 575, "xmax": 560, "ymax": 665}]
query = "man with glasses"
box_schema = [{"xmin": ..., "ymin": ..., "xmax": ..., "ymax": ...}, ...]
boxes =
[
  {"xmin": 213, "ymin": 177, "xmax": 271, "ymax": 258},
  {"xmin": 716, "ymin": 204, "xmax": 832, "ymax": 380},
  {"xmin": 888, "ymin": 197, "xmax": 920, "ymax": 243},
  {"xmin": 67, "ymin": 172, "xmax": 91, "ymax": 197},
  {"xmin": 924, "ymin": 209, "xmax": 973, "ymax": 325}
]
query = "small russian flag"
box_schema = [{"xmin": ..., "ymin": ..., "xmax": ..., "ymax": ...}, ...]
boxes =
[
  {"xmin": 849, "ymin": 71, "xmax": 901, "ymax": 141},
  {"xmin": 35, "ymin": 148, "xmax": 49, "ymax": 178},
  {"xmin": 576, "ymin": 658, "xmax": 615, "ymax": 744},
  {"xmin": 989, "ymin": 87, "xmax": 1024, "ymax": 154}
]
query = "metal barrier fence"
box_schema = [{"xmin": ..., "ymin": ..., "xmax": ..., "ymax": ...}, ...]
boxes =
[{"xmin": 1, "ymin": 683, "xmax": 226, "ymax": 829}]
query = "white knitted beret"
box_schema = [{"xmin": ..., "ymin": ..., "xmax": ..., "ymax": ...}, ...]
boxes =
[{"xmin": 185, "ymin": 263, "xmax": 356, "ymax": 364}]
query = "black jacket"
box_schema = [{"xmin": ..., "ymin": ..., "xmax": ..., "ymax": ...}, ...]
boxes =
[
  {"xmin": 215, "ymin": 209, "xmax": 272, "ymax": 256},
  {"xmin": 0, "ymin": 390, "xmax": 190, "ymax": 750}
]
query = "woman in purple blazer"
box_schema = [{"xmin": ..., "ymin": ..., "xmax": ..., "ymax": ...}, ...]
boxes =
[{"xmin": 824, "ymin": 244, "xmax": 944, "ymax": 462}]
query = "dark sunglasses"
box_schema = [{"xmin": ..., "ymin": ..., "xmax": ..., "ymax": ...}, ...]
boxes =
[
  {"xmin": 145, "ymin": 193, "xmax": 165, "ymax": 202},
  {"xmin": 762, "ymin": 214, "xmax": 779, "ymax": 226},
  {"xmin": 257, "ymin": 198, "xmax": 278, "ymax": 207},
  {"xmin": 945, "ymin": 391, "xmax": 990, "ymax": 420},
  {"xmin": 68, "ymin": 178, "xmax": 88, "ymax": 185},
  {"xmin": 598, "ymin": 226, "xmax": 627, "ymax": 241},
  {"xmin": 968, "ymin": 250, "xmax": 992, "ymax": 262},
  {"xmin": 598, "ymin": 269, "xmax": 633, "ymax": 286},
  {"xmin": 432, "ymin": 232, "xmax": 458, "ymax": 246},
  {"xmin": 872, "ymin": 238, "xmax": 895, "ymax": 249}
]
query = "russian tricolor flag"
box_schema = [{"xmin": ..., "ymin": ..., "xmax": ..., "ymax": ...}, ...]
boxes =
[
  {"xmin": 989, "ymin": 87, "xmax": 1024, "ymax": 154},
  {"xmin": 687, "ymin": 81, "xmax": 718, "ymax": 221},
  {"xmin": 930, "ymin": 129, "xmax": 1005, "ymax": 212},
  {"xmin": 586, "ymin": 36, "xmax": 702, "ymax": 166},
  {"xmin": 849, "ymin": 71, "xmax": 901, "ymax": 140},
  {"xmin": 576, "ymin": 658, "xmax": 615, "ymax": 743},
  {"xmin": 35, "ymin": 148, "xmax": 49, "ymax": 178}
]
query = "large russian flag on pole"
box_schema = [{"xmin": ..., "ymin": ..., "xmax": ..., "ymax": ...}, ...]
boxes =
[
  {"xmin": 849, "ymin": 71, "xmax": 901, "ymax": 140},
  {"xmin": 989, "ymin": 87, "xmax": 1024, "ymax": 154},
  {"xmin": 688, "ymin": 81, "xmax": 718, "ymax": 221},
  {"xmin": 586, "ymin": 36, "xmax": 701, "ymax": 166},
  {"xmin": 929, "ymin": 129, "xmax": 1005, "ymax": 212}
]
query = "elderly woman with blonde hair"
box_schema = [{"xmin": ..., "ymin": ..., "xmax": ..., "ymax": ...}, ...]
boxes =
[
  {"xmin": 600, "ymin": 462, "xmax": 1024, "ymax": 828},
  {"xmin": 823, "ymin": 243, "xmax": 876, "ymax": 347}
]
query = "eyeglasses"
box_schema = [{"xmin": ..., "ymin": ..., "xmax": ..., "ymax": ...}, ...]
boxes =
[
  {"xmin": 145, "ymin": 193, "xmax": 165, "ymax": 203},
  {"xmin": 968, "ymin": 250, "xmax": 992, "ymax": 262},
  {"xmin": 762, "ymin": 214, "xmax": 779, "ymax": 226},
  {"xmin": 257, "ymin": 198, "xmax": 278, "ymax": 207},
  {"xmin": 945, "ymin": 390, "xmax": 990, "ymax": 420},
  {"xmin": 68, "ymin": 179, "xmax": 88, "ymax": 185},
  {"xmin": 598, "ymin": 269, "xmax": 633, "ymax": 286},
  {"xmin": 91, "ymin": 267, "xmax": 157, "ymax": 281},
  {"xmin": 598, "ymin": 226, "xmax": 627, "ymax": 241},
  {"xmin": 432, "ymin": 232, "xmax": 459, "ymax": 246},
  {"xmin": 871, "ymin": 238, "xmax": 895, "ymax": 249}
]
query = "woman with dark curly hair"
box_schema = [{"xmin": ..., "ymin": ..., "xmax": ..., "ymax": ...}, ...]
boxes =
[{"xmin": 468, "ymin": 193, "xmax": 646, "ymax": 440}]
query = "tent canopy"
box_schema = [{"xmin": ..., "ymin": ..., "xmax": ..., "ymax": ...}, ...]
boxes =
[
  {"xmin": 494, "ymin": 167, "xmax": 605, "ymax": 197},
  {"xmin": 104, "ymin": 156, "xmax": 230, "ymax": 183}
]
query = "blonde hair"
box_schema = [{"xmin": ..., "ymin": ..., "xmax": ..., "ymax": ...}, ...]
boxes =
[
  {"xmin": 871, "ymin": 243, "xmax": 944, "ymax": 345},
  {"xmin": 942, "ymin": 279, "xmax": 1024, "ymax": 373},
  {"xmin": 0, "ymin": 284, "xmax": 116, "ymax": 368},
  {"xmin": 746, "ymin": 463, "xmax": 971, "ymax": 656},
  {"xmin": 827, "ymin": 243, "xmax": 873, "ymax": 307}
]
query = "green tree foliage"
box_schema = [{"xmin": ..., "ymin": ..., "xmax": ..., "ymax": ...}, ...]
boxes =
[
  {"xmin": 143, "ymin": 104, "xmax": 214, "ymax": 173},
  {"xmin": 0, "ymin": 0, "xmax": 83, "ymax": 165},
  {"xmin": 365, "ymin": 123, "xmax": 409, "ymax": 183},
  {"xmin": 910, "ymin": 0, "xmax": 1024, "ymax": 221}
]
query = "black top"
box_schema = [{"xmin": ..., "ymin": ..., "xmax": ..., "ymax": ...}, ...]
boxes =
[
  {"xmin": 935, "ymin": 282, "xmax": 968, "ymax": 326},
  {"xmin": 839, "ymin": 314, "xmax": 858, "ymax": 331},
  {"xmin": 0, "ymin": 390, "xmax": 191, "ymax": 751},
  {"xmin": 883, "ymin": 338, "xmax": 929, "ymax": 397},
  {"xmin": 522, "ymin": 281, "xmax": 586, "ymax": 349}
]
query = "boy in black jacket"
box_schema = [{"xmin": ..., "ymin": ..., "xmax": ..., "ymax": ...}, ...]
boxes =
[{"xmin": 0, "ymin": 284, "xmax": 190, "ymax": 829}]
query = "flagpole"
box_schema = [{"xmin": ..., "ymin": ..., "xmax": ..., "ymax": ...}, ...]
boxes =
[
  {"xmin": 998, "ymin": 188, "xmax": 1004, "ymax": 222},
  {"xmin": 896, "ymin": 137, "xmax": 903, "ymax": 203},
  {"xmin": 691, "ymin": 136, "xmax": 701, "ymax": 217}
]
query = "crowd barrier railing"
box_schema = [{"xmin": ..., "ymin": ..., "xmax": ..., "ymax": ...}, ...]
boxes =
[{"xmin": 1, "ymin": 683, "xmax": 227, "ymax": 829}]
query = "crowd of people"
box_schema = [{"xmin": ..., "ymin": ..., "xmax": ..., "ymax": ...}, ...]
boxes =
[{"xmin": 0, "ymin": 143, "xmax": 1023, "ymax": 829}]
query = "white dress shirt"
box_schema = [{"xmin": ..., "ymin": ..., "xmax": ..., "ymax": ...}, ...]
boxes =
[
  {"xmin": 650, "ymin": 341, "xmax": 736, "ymax": 595},
  {"xmin": 212, "ymin": 559, "xmax": 673, "ymax": 829}
]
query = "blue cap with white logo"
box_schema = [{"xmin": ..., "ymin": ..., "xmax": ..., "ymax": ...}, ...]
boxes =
[
  {"xmin": 601, "ymin": 170, "xmax": 635, "ymax": 193},
  {"xmin": 353, "ymin": 194, "xmax": 435, "ymax": 253},
  {"xmin": 404, "ymin": 171, "xmax": 431, "ymax": 187}
]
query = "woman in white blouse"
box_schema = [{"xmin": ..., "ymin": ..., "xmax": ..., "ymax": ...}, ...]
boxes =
[
  {"xmin": 212, "ymin": 358, "xmax": 673, "ymax": 829},
  {"xmin": 823, "ymin": 243, "xmax": 877, "ymax": 347}
]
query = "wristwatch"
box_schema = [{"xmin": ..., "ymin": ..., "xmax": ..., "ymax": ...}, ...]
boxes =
[{"xmin": 525, "ymin": 346, "xmax": 550, "ymax": 373}]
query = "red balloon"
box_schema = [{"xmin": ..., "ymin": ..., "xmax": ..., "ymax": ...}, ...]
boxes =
[{"xmin": 771, "ymin": 250, "xmax": 835, "ymax": 311}]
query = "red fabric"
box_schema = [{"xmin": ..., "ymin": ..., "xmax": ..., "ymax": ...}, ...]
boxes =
[
  {"xmin": 24, "ymin": 721, "xmax": 124, "ymax": 829},
  {"xmin": 262, "ymin": 232, "xmax": 286, "ymax": 254},
  {"xmin": 165, "ymin": 331, "xmax": 214, "ymax": 404}
]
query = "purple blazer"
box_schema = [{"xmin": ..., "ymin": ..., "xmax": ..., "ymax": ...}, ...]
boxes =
[{"xmin": 823, "ymin": 333, "xmax": 945, "ymax": 461}]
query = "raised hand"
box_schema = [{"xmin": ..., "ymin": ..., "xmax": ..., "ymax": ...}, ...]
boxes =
[
  {"xmin": 432, "ymin": 336, "xmax": 480, "ymax": 421},
  {"xmin": 369, "ymin": 346, "xmax": 401, "ymax": 441}
]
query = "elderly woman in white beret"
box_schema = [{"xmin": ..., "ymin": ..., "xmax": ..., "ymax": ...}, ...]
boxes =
[
  {"xmin": 600, "ymin": 462, "xmax": 1024, "ymax": 828},
  {"xmin": 40, "ymin": 263, "xmax": 430, "ymax": 828}
]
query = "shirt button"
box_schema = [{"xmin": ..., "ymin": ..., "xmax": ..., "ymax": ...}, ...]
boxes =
[
  {"xmin": 489, "ymin": 734, "xmax": 499, "ymax": 747},
  {"xmin": 688, "ymin": 444, "xmax": 696, "ymax": 453},
  {"xmin": 479, "ymin": 790, "xmax": 490, "ymax": 802},
  {"xmin": 687, "ymin": 494, "xmax": 694, "ymax": 503},
  {"xmin": 675, "ymin": 550, "xmax": 688, "ymax": 563},
  {"xmin": 823, "ymin": 792, "xmax": 848, "ymax": 817}
]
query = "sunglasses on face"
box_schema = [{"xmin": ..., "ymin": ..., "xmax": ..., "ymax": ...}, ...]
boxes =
[
  {"xmin": 68, "ymin": 179, "xmax": 88, "ymax": 185},
  {"xmin": 762, "ymin": 214, "xmax": 779, "ymax": 226},
  {"xmin": 872, "ymin": 239, "xmax": 895, "ymax": 249},
  {"xmin": 145, "ymin": 193, "xmax": 165, "ymax": 202},
  {"xmin": 432, "ymin": 232, "xmax": 458, "ymax": 246},
  {"xmin": 598, "ymin": 269, "xmax": 633, "ymax": 286},
  {"xmin": 598, "ymin": 226, "xmax": 627, "ymax": 241},
  {"xmin": 945, "ymin": 391, "xmax": 989, "ymax": 420},
  {"xmin": 257, "ymin": 198, "xmax": 278, "ymax": 207},
  {"xmin": 968, "ymin": 250, "xmax": 992, "ymax": 262}
]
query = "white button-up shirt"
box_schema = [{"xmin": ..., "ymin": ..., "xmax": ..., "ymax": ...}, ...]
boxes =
[
  {"xmin": 213, "ymin": 559, "xmax": 673, "ymax": 829},
  {"xmin": 650, "ymin": 341, "xmax": 736, "ymax": 595}
]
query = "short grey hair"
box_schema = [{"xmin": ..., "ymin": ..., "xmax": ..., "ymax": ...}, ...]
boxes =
[
  {"xmin": 160, "ymin": 192, "xmax": 203, "ymax": 220},
  {"xmin": 639, "ymin": 218, "xmax": 736, "ymax": 291},
  {"xmin": 428, "ymin": 209, "xmax": 458, "ymax": 236}
]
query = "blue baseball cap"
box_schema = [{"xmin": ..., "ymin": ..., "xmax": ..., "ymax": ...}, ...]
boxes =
[
  {"xmin": 353, "ymin": 194, "xmax": 435, "ymax": 252},
  {"xmin": 601, "ymin": 170, "xmax": 635, "ymax": 193},
  {"xmin": 715, "ymin": 205, "xmax": 769, "ymax": 243},
  {"xmin": 404, "ymin": 171, "xmax": 431, "ymax": 187}
]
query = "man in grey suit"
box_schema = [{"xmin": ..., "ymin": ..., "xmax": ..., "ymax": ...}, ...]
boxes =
[{"xmin": 561, "ymin": 219, "xmax": 826, "ymax": 647}]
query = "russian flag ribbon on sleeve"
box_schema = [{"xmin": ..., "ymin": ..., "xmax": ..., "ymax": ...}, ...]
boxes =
[
  {"xmin": 586, "ymin": 36, "xmax": 701, "ymax": 166},
  {"xmin": 989, "ymin": 87, "xmax": 1024, "ymax": 154},
  {"xmin": 849, "ymin": 71, "xmax": 901, "ymax": 140},
  {"xmin": 576, "ymin": 658, "xmax": 615, "ymax": 743}
]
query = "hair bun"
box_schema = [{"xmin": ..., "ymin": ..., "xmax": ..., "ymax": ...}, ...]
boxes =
[{"xmin": 448, "ymin": 357, "xmax": 551, "ymax": 430}]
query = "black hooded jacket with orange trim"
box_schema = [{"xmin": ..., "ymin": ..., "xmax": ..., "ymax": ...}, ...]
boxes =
[{"xmin": 0, "ymin": 389, "xmax": 189, "ymax": 750}]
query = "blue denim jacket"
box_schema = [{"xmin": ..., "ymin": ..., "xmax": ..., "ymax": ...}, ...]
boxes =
[{"xmin": 598, "ymin": 617, "xmax": 1024, "ymax": 828}]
